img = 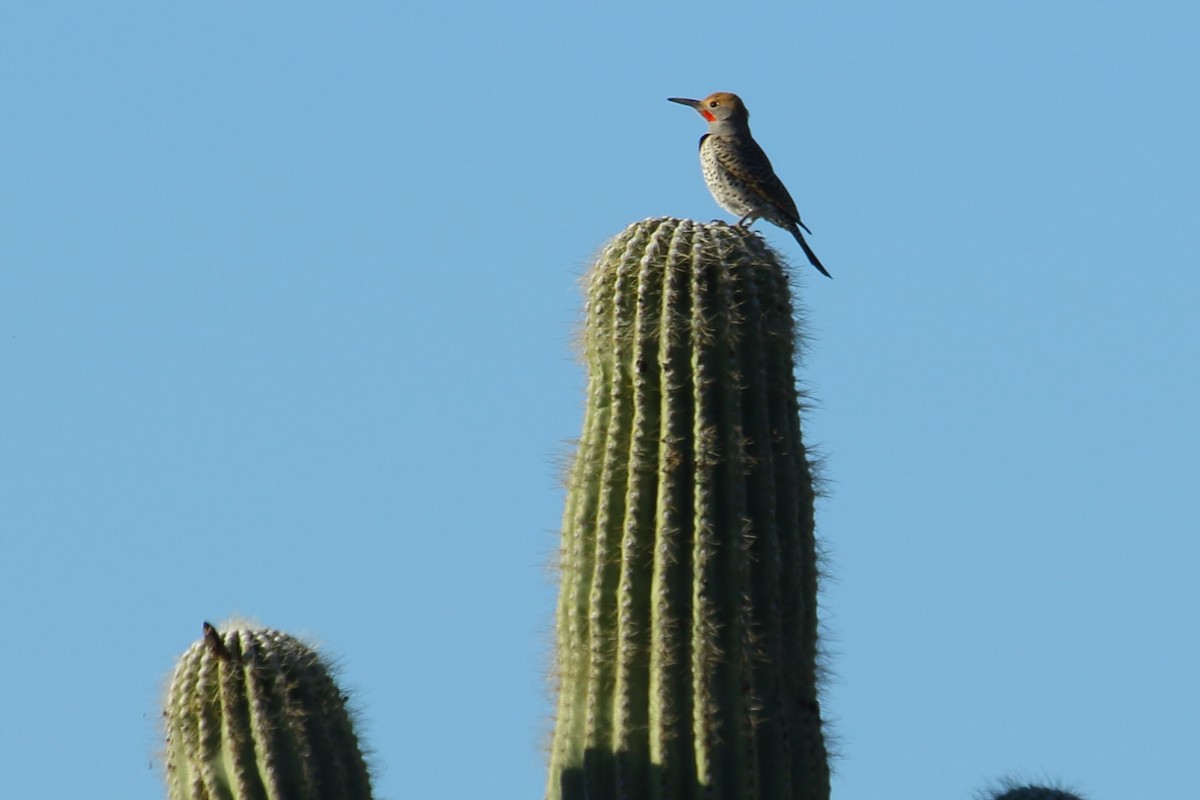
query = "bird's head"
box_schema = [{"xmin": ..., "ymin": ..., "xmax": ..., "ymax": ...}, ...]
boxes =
[{"xmin": 668, "ymin": 92, "xmax": 750, "ymax": 127}]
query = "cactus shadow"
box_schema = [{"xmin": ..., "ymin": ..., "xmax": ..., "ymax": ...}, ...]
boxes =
[{"xmin": 555, "ymin": 748, "xmax": 705, "ymax": 800}]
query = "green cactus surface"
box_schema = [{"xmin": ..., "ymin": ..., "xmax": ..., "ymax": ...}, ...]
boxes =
[
  {"xmin": 164, "ymin": 621, "xmax": 373, "ymax": 800},
  {"xmin": 547, "ymin": 218, "xmax": 828, "ymax": 799}
]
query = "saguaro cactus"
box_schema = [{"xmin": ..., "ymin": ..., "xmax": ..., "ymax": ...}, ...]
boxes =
[
  {"xmin": 164, "ymin": 621, "xmax": 373, "ymax": 800},
  {"xmin": 547, "ymin": 217, "xmax": 828, "ymax": 799},
  {"xmin": 988, "ymin": 783, "xmax": 1085, "ymax": 800},
  {"xmin": 150, "ymin": 218, "xmax": 1094, "ymax": 800}
]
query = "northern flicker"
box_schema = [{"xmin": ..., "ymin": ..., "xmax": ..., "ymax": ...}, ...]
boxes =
[{"xmin": 669, "ymin": 92, "xmax": 831, "ymax": 278}]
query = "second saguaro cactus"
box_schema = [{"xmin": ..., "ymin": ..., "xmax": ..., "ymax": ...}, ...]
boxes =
[
  {"xmin": 990, "ymin": 784, "xmax": 1085, "ymax": 800},
  {"xmin": 164, "ymin": 622, "xmax": 373, "ymax": 800},
  {"xmin": 547, "ymin": 218, "xmax": 828, "ymax": 799}
]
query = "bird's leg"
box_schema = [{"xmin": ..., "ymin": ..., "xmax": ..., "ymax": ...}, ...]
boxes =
[{"xmin": 736, "ymin": 213, "xmax": 757, "ymax": 228}]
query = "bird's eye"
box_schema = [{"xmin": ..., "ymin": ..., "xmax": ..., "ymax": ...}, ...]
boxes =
[{"xmin": 709, "ymin": 101, "xmax": 719, "ymax": 108}]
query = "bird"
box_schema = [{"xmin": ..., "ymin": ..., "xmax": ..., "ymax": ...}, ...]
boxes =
[{"xmin": 668, "ymin": 92, "xmax": 831, "ymax": 278}]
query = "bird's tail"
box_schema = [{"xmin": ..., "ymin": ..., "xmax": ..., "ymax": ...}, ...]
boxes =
[{"xmin": 790, "ymin": 224, "xmax": 832, "ymax": 279}]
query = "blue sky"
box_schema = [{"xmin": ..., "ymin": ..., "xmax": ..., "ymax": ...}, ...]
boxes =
[{"xmin": 2, "ymin": 3, "xmax": 1197, "ymax": 798}]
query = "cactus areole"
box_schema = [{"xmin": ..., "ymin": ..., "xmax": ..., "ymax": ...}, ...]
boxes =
[{"xmin": 547, "ymin": 218, "xmax": 829, "ymax": 800}]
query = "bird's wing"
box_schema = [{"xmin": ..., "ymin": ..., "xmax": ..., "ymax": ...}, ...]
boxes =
[{"xmin": 711, "ymin": 136, "xmax": 810, "ymax": 232}]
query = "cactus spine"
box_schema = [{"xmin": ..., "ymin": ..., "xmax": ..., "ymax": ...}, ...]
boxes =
[
  {"xmin": 164, "ymin": 622, "xmax": 373, "ymax": 800},
  {"xmin": 547, "ymin": 218, "xmax": 828, "ymax": 799}
]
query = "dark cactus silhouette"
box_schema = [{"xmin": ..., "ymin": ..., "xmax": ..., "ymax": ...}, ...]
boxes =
[
  {"xmin": 546, "ymin": 218, "xmax": 828, "ymax": 799},
  {"xmin": 988, "ymin": 782, "xmax": 1086, "ymax": 800}
]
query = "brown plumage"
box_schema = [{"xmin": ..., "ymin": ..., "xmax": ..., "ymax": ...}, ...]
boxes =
[{"xmin": 669, "ymin": 92, "xmax": 831, "ymax": 278}]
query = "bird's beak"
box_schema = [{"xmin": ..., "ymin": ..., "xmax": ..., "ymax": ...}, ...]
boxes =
[{"xmin": 667, "ymin": 97, "xmax": 702, "ymax": 110}]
